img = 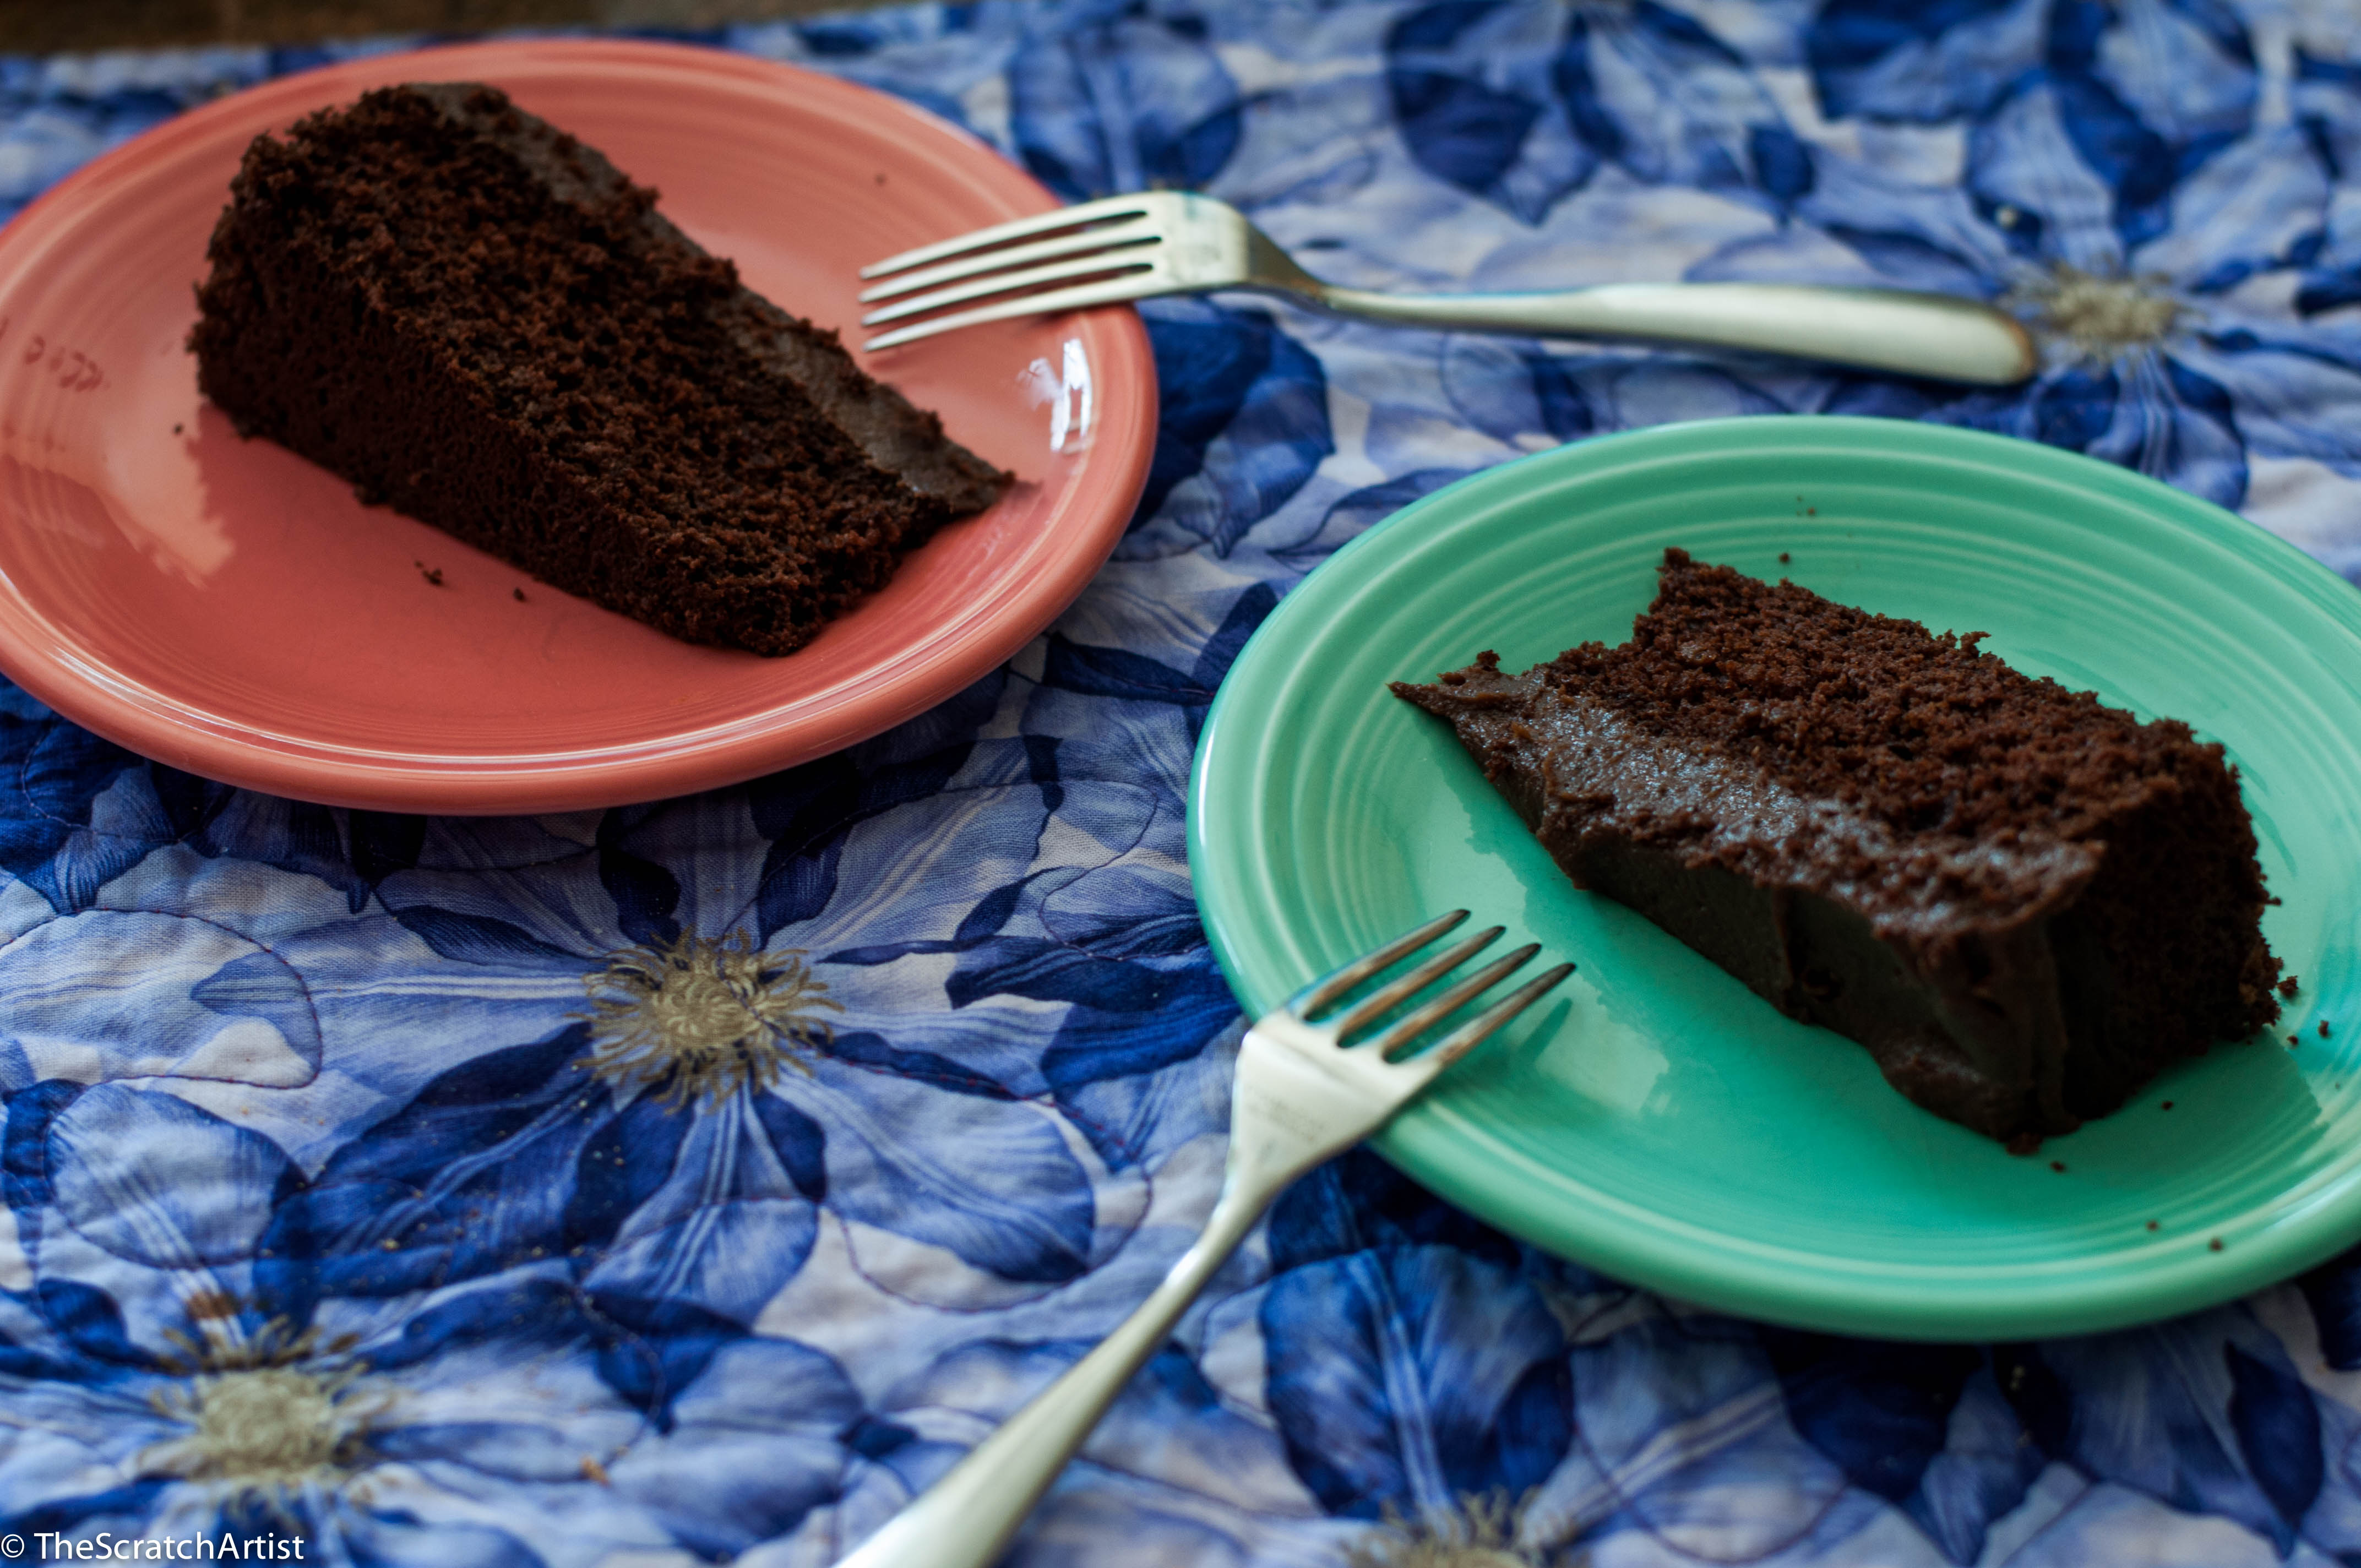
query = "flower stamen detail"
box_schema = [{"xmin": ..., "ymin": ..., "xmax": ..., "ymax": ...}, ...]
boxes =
[
  {"xmin": 2012, "ymin": 264, "xmax": 2184, "ymax": 361},
  {"xmin": 143, "ymin": 1321, "xmax": 384, "ymax": 1500},
  {"xmin": 1348, "ymin": 1494, "xmax": 1551, "ymax": 1567},
  {"xmin": 581, "ymin": 930, "xmax": 841, "ymax": 1109}
]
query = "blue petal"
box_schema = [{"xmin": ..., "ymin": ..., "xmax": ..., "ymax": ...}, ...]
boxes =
[
  {"xmin": 1760, "ymin": 1332, "xmax": 2041, "ymax": 1561},
  {"xmin": 779, "ymin": 1059, "xmax": 1095, "ymax": 1286},
  {"xmin": 0, "ymin": 910, "xmax": 323, "ymax": 1091},
  {"xmin": 2060, "ymin": 0, "xmax": 2254, "ymax": 172},
  {"xmin": 1909, "ymin": 1365, "xmax": 2049, "ymax": 1565},
  {"xmin": 1967, "ymin": 77, "xmax": 2129, "ymax": 267},
  {"xmin": 2034, "ymin": 1317, "xmax": 2293, "ymax": 1548},
  {"xmin": 1261, "ymin": 1241, "xmax": 1570, "ymax": 1519},
  {"xmin": 1007, "ymin": 18, "xmax": 1239, "ymax": 201},
  {"xmin": 1760, "ymin": 1331, "xmax": 1984, "ymax": 1504},
  {"xmin": 2093, "ymin": 352, "xmax": 2248, "ymax": 508},
  {"xmin": 1539, "ymin": 354, "xmax": 1791, "ymax": 428},
  {"xmin": 748, "ymin": 754, "xmax": 864, "ymax": 940},
  {"xmin": 0, "ymin": 715, "xmax": 148, "ymax": 913},
  {"xmin": 1390, "ymin": 66, "xmax": 1542, "ymax": 197},
  {"xmin": 2148, "ymin": 129, "xmax": 2329, "ymax": 294},
  {"xmin": 256, "ymin": 1027, "xmax": 616, "ymax": 1326},
  {"xmin": 1385, "ymin": 0, "xmax": 1595, "ymax": 221},
  {"xmin": 608, "ymin": 1336, "xmax": 864, "ymax": 1555},
  {"xmin": 2305, "ymin": 1248, "xmax": 2361, "ymax": 1369},
  {"xmin": 2175, "ymin": 327, "xmax": 2361, "ymax": 477},
  {"xmin": 587, "ymin": 1291, "xmax": 746, "ymax": 1431},
  {"xmin": 1265, "ymin": 1148, "xmax": 1526, "ymax": 1274},
  {"xmin": 173, "ymin": 791, "xmax": 370, "ymax": 913},
  {"xmin": 389, "ymin": 906, "xmax": 587, "ymax": 970},
  {"xmin": 32, "ymin": 1277, "xmax": 153, "ymax": 1368},
  {"xmin": 47, "ymin": 1084, "xmax": 294, "ymax": 1269},
  {"xmin": 1274, "ymin": 469, "xmax": 1480, "ymax": 571},
  {"xmin": 3, "ymin": 1077, "xmax": 79, "ymax": 1213},
  {"xmin": 358, "ymin": 1276, "xmax": 591, "ymax": 1371},
  {"xmin": 2225, "ymin": 1343, "xmax": 2323, "ymax": 1540},
  {"xmin": 1039, "ymin": 639, "xmax": 1219, "ymax": 706},
  {"xmin": 1134, "ymin": 301, "xmax": 1333, "ymax": 553},
  {"xmin": 596, "ymin": 818, "xmax": 683, "ymax": 947},
  {"xmin": 2295, "ymin": 43, "xmax": 2361, "ymax": 185},
  {"xmin": 1555, "ymin": 1, "xmax": 1800, "ymax": 207},
  {"xmin": 1807, "ymin": 0, "xmax": 2044, "ymax": 124},
  {"xmin": 0, "ymin": 1480, "xmax": 175, "ymax": 1544}
]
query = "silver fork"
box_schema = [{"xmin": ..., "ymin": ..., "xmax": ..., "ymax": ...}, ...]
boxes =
[
  {"xmin": 858, "ymin": 189, "xmax": 2035, "ymax": 384},
  {"xmin": 835, "ymin": 910, "xmax": 1572, "ymax": 1568}
]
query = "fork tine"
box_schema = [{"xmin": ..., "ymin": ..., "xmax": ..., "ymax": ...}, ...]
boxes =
[
  {"xmin": 860, "ymin": 251, "xmax": 1162, "ymax": 328},
  {"xmin": 1399, "ymin": 963, "xmax": 1576, "ymax": 1080},
  {"xmin": 1326, "ymin": 927, "xmax": 1504, "ymax": 1041},
  {"xmin": 861, "ymin": 274, "xmax": 1184, "ymax": 350},
  {"xmin": 1291, "ymin": 910, "xmax": 1468, "ymax": 1019},
  {"xmin": 1368, "ymin": 944, "xmax": 1540, "ymax": 1058},
  {"xmin": 858, "ymin": 217, "xmax": 1160, "ymax": 303},
  {"xmin": 859, "ymin": 193, "xmax": 1158, "ymax": 279}
]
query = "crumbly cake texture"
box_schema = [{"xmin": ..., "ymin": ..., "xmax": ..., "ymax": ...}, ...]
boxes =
[
  {"xmin": 188, "ymin": 83, "xmax": 1008, "ymax": 656},
  {"xmin": 1393, "ymin": 549, "xmax": 2281, "ymax": 1145}
]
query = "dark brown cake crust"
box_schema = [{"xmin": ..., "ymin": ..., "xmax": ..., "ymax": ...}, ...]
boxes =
[
  {"xmin": 1394, "ymin": 549, "xmax": 2281, "ymax": 1144},
  {"xmin": 188, "ymin": 83, "xmax": 1008, "ymax": 656}
]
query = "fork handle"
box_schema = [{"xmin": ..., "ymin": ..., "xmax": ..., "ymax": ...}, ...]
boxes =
[
  {"xmin": 835, "ymin": 1180, "xmax": 1271, "ymax": 1568},
  {"xmin": 1309, "ymin": 281, "xmax": 2036, "ymax": 384}
]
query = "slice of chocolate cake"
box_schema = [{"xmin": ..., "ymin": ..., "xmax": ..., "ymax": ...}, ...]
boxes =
[
  {"xmin": 188, "ymin": 83, "xmax": 1008, "ymax": 656},
  {"xmin": 1394, "ymin": 549, "xmax": 2281, "ymax": 1145}
]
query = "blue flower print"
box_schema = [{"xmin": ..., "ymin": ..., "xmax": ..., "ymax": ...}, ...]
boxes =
[
  {"xmin": 1785, "ymin": 3, "xmax": 2361, "ymax": 518},
  {"xmin": 1255, "ymin": 1152, "xmax": 1575, "ymax": 1526},
  {"xmin": 0, "ymin": 1270, "xmax": 872, "ymax": 1564},
  {"xmin": 2292, "ymin": 44, "xmax": 2361, "ymax": 318},
  {"xmin": 261, "ymin": 750, "xmax": 1157, "ymax": 1333},
  {"xmin": 1809, "ymin": 0, "xmax": 2256, "ymax": 154},
  {"xmin": 1008, "ymin": 3, "xmax": 1244, "ymax": 201},
  {"xmin": 1386, "ymin": 0, "xmax": 1811, "ymax": 224}
]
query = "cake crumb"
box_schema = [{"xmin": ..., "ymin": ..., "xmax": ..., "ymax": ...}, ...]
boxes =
[
  {"xmin": 171, "ymin": 423, "xmax": 182, "ymax": 434},
  {"xmin": 2048, "ymin": 1160, "xmax": 2065, "ymax": 1172},
  {"xmin": 2291, "ymin": 1034, "xmax": 2302, "ymax": 1046},
  {"xmin": 2146, "ymin": 1220, "xmax": 2159, "ymax": 1231},
  {"xmin": 1778, "ymin": 552, "xmax": 1791, "ymax": 564},
  {"xmin": 1807, "ymin": 507, "xmax": 1816, "ymax": 515},
  {"xmin": 418, "ymin": 565, "xmax": 444, "ymax": 586},
  {"xmin": 514, "ymin": 586, "xmax": 527, "ymax": 602},
  {"xmin": 2281, "ymin": 975, "xmax": 2301, "ymax": 998},
  {"xmin": 2209, "ymin": 1237, "xmax": 2223, "ymax": 1251},
  {"xmin": 2161, "ymin": 1100, "xmax": 2173, "ymax": 1110},
  {"xmin": 2322, "ymin": 1020, "xmax": 2333, "ymax": 1038},
  {"xmin": 581, "ymin": 1456, "xmax": 610, "ymax": 1485}
]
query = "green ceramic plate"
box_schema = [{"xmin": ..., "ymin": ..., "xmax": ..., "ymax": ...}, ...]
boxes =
[{"xmin": 1188, "ymin": 416, "xmax": 2361, "ymax": 1341}]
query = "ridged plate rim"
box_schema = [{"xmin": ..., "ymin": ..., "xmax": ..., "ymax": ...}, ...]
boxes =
[{"xmin": 1188, "ymin": 414, "xmax": 2361, "ymax": 1341}]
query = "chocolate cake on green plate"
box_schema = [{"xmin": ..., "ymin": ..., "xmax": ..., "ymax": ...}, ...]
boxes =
[{"xmin": 1395, "ymin": 549, "xmax": 2282, "ymax": 1146}]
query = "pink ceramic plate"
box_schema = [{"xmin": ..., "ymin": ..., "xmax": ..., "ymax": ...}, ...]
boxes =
[{"xmin": 0, "ymin": 40, "xmax": 1156, "ymax": 813}]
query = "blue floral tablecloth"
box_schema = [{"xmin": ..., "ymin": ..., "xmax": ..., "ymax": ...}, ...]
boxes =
[{"xmin": 7, "ymin": 0, "xmax": 2361, "ymax": 1562}]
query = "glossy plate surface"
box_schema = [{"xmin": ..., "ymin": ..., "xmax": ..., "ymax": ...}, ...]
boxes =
[
  {"xmin": 1189, "ymin": 416, "xmax": 2361, "ymax": 1341},
  {"xmin": 0, "ymin": 40, "xmax": 1155, "ymax": 812}
]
